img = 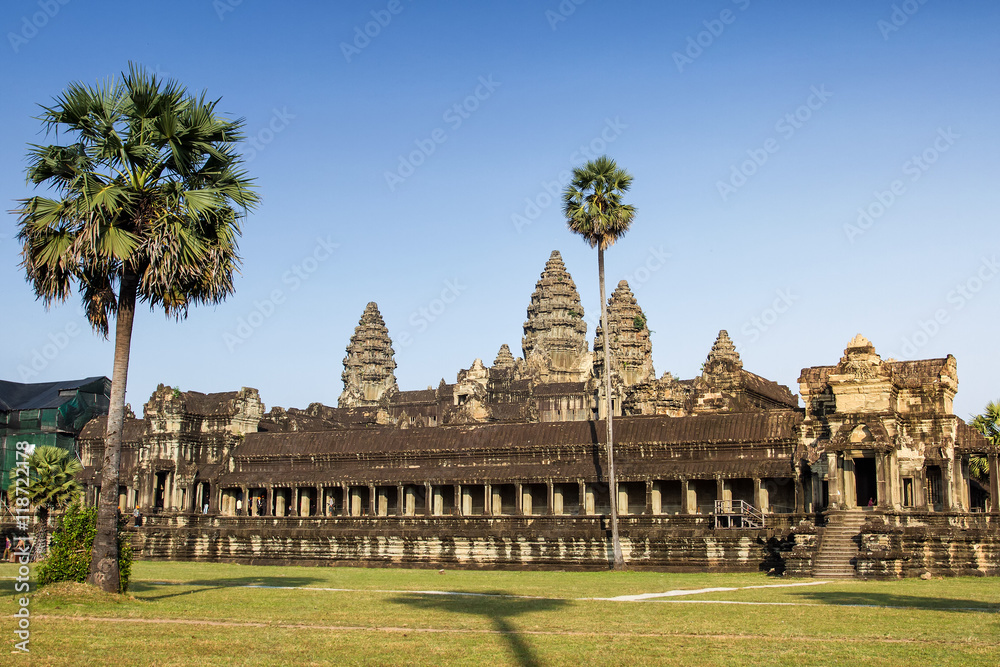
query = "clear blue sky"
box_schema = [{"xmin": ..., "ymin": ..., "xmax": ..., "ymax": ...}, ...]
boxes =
[{"xmin": 2, "ymin": 0, "xmax": 998, "ymax": 419}]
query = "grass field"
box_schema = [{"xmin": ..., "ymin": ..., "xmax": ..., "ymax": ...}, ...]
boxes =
[{"xmin": 2, "ymin": 560, "xmax": 998, "ymax": 666}]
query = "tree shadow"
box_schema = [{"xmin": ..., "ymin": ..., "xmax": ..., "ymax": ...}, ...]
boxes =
[
  {"xmin": 791, "ymin": 590, "xmax": 998, "ymax": 613},
  {"xmin": 132, "ymin": 576, "xmax": 323, "ymax": 601},
  {"xmin": 390, "ymin": 591, "xmax": 567, "ymax": 667}
]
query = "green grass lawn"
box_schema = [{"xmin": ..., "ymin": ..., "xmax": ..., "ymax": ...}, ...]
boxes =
[{"xmin": 2, "ymin": 561, "xmax": 997, "ymax": 666}]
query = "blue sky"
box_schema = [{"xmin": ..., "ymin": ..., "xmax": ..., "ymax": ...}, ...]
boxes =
[{"xmin": 2, "ymin": 0, "xmax": 998, "ymax": 419}]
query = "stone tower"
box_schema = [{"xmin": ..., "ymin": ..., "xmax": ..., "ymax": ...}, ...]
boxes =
[
  {"xmin": 522, "ymin": 251, "xmax": 592, "ymax": 383},
  {"xmin": 703, "ymin": 329, "xmax": 743, "ymax": 377},
  {"xmin": 338, "ymin": 302, "xmax": 399, "ymax": 408},
  {"xmin": 593, "ymin": 280, "xmax": 655, "ymax": 386}
]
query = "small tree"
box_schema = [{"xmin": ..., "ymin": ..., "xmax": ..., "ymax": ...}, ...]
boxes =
[
  {"xmin": 6, "ymin": 445, "xmax": 83, "ymax": 523},
  {"xmin": 970, "ymin": 401, "xmax": 999, "ymax": 484},
  {"xmin": 36, "ymin": 502, "xmax": 133, "ymax": 593}
]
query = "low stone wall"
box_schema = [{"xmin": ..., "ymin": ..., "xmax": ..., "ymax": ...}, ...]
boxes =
[
  {"xmin": 130, "ymin": 514, "xmax": 799, "ymax": 572},
  {"xmin": 856, "ymin": 512, "xmax": 1000, "ymax": 578}
]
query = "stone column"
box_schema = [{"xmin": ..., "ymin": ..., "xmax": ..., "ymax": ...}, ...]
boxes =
[
  {"xmin": 645, "ymin": 481, "xmax": 654, "ymax": 515},
  {"xmin": 875, "ymin": 452, "xmax": 889, "ymax": 508},
  {"xmin": 452, "ymin": 485, "xmax": 461, "ymax": 516},
  {"xmin": 341, "ymin": 484, "xmax": 350, "ymax": 517},
  {"xmin": 369, "ymin": 484, "xmax": 377, "ymax": 516},
  {"xmin": 553, "ymin": 484, "xmax": 564, "ymax": 515},
  {"xmin": 716, "ymin": 477, "xmax": 725, "ymax": 514},
  {"xmin": 547, "ymin": 482, "xmax": 555, "ymax": 516},
  {"xmin": 424, "ymin": 482, "xmax": 433, "ymax": 516},
  {"xmin": 988, "ymin": 453, "xmax": 1000, "ymax": 514},
  {"xmin": 753, "ymin": 478, "xmax": 764, "ymax": 512},
  {"xmin": 515, "ymin": 483, "xmax": 524, "ymax": 515},
  {"xmin": 680, "ymin": 479, "xmax": 691, "ymax": 515},
  {"xmin": 485, "ymin": 483, "xmax": 493, "ymax": 516},
  {"xmin": 397, "ymin": 485, "xmax": 405, "ymax": 516},
  {"xmin": 617, "ymin": 483, "xmax": 628, "ymax": 516},
  {"xmin": 942, "ymin": 459, "xmax": 955, "ymax": 511},
  {"xmin": 578, "ymin": 481, "xmax": 587, "ymax": 515},
  {"xmin": 827, "ymin": 452, "xmax": 842, "ymax": 509}
]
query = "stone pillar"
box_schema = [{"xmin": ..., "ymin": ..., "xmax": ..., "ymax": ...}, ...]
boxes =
[
  {"xmin": 753, "ymin": 478, "xmax": 764, "ymax": 512},
  {"xmin": 716, "ymin": 477, "xmax": 725, "ymax": 514},
  {"xmin": 492, "ymin": 485, "xmax": 502, "ymax": 515},
  {"xmin": 552, "ymin": 484, "xmax": 564, "ymax": 515},
  {"xmin": 341, "ymin": 484, "xmax": 350, "ymax": 517},
  {"xmin": 650, "ymin": 481, "xmax": 661, "ymax": 515},
  {"xmin": 369, "ymin": 484, "xmax": 377, "ymax": 516},
  {"xmin": 425, "ymin": 482, "xmax": 434, "ymax": 516},
  {"xmin": 404, "ymin": 486, "xmax": 415, "ymax": 516},
  {"xmin": 584, "ymin": 483, "xmax": 595, "ymax": 515},
  {"xmin": 547, "ymin": 482, "xmax": 555, "ymax": 516},
  {"xmin": 875, "ymin": 452, "xmax": 889, "ymax": 508},
  {"xmin": 827, "ymin": 452, "xmax": 842, "ymax": 509},
  {"xmin": 522, "ymin": 486, "xmax": 533, "ymax": 516},
  {"xmin": 452, "ymin": 485, "xmax": 461, "ymax": 516},
  {"xmin": 617, "ymin": 483, "xmax": 628, "ymax": 516},
  {"xmin": 942, "ymin": 459, "xmax": 955, "ymax": 511},
  {"xmin": 578, "ymin": 481, "xmax": 587, "ymax": 515},
  {"xmin": 397, "ymin": 485, "xmax": 405, "ymax": 516},
  {"xmin": 680, "ymin": 479, "xmax": 691, "ymax": 515},
  {"xmin": 989, "ymin": 453, "xmax": 1000, "ymax": 514},
  {"xmin": 515, "ymin": 483, "xmax": 524, "ymax": 515},
  {"xmin": 485, "ymin": 483, "xmax": 493, "ymax": 516}
]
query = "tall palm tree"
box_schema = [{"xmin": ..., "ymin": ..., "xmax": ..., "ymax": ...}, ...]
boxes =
[
  {"xmin": 563, "ymin": 155, "xmax": 636, "ymax": 570},
  {"xmin": 15, "ymin": 64, "xmax": 259, "ymax": 592}
]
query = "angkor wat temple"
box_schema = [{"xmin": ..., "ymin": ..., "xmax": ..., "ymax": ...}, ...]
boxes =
[{"xmin": 78, "ymin": 251, "xmax": 1000, "ymax": 577}]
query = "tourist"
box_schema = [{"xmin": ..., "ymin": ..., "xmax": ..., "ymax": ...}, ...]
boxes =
[
  {"xmin": 256, "ymin": 497, "xmax": 264, "ymax": 516},
  {"xmin": 236, "ymin": 498, "xmax": 243, "ymax": 516},
  {"xmin": 2, "ymin": 535, "xmax": 10, "ymax": 562},
  {"xmin": 133, "ymin": 507, "xmax": 142, "ymax": 527}
]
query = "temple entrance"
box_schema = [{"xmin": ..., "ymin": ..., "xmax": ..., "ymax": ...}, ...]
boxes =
[
  {"xmin": 154, "ymin": 471, "xmax": 169, "ymax": 510},
  {"xmin": 854, "ymin": 458, "xmax": 876, "ymax": 507}
]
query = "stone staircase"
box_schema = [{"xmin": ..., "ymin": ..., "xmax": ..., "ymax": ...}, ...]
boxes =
[{"xmin": 812, "ymin": 511, "xmax": 867, "ymax": 578}]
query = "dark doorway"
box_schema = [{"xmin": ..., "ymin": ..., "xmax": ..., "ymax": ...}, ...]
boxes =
[
  {"xmin": 154, "ymin": 471, "xmax": 169, "ymax": 510},
  {"xmin": 854, "ymin": 458, "xmax": 876, "ymax": 507}
]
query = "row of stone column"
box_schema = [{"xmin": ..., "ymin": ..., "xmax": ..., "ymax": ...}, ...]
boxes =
[{"xmin": 214, "ymin": 477, "xmax": 795, "ymax": 517}]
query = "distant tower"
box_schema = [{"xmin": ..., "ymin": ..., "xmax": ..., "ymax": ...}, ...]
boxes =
[
  {"xmin": 522, "ymin": 251, "xmax": 592, "ymax": 383},
  {"xmin": 703, "ymin": 329, "xmax": 743, "ymax": 376},
  {"xmin": 338, "ymin": 302, "xmax": 399, "ymax": 407},
  {"xmin": 593, "ymin": 280, "xmax": 655, "ymax": 386}
]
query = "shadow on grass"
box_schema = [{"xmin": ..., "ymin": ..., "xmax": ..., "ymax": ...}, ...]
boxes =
[
  {"xmin": 390, "ymin": 592, "xmax": 567, "ymax": 667},
  {"xmin": 133, "ymin": 576, "xmax": 323, "ymax": 601},
  {"xmin": 792, "ymin": 590, "xmax": 999, "ymax": 613}
]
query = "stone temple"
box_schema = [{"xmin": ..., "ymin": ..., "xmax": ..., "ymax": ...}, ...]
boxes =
[{"xmin": 77, "ymin": 250, "xmax": 1000, "ymax": 576}]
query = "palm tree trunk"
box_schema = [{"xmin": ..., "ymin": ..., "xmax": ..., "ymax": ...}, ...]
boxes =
[
  {"xmin": 598, "ymin": 248, "xmax": 625, "ymax": 569},
  {"xmin": 87, "ymin": 270, "xmax": 138, "ymax": 592}
]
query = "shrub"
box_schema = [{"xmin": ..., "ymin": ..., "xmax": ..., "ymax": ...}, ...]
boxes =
[{"xmin": 36, "ymin": 502, "xmax": 133, "ymax": 593}]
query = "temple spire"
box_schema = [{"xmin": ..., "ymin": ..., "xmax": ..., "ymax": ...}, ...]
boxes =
[
  {"xmin": 521, "ymin": 251, "xmax": 591, "ymax": 382},
  {"xmin": 593, "ymin": 280, "xmax": 655, "ymax": 386},
  {"xmin": 339, "ymin": 302, "xmax": 398, "ymax": 407}
]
